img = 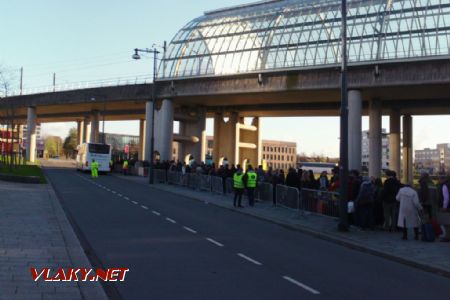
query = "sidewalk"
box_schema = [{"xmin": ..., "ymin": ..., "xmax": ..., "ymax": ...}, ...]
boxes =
[
  {"xmin": 0, "ymin": 180, "xmax": 107, "ymax": 300},
  {"xmin": 119, "ymin": 174, "xmax": 450, "ymax": 278}
]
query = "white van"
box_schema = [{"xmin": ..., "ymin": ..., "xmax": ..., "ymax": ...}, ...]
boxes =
[{"xmin": 76, "ymin": 143, "xmax": 111, "ymax": 172}]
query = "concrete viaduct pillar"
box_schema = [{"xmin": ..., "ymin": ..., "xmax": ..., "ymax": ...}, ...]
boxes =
[
  {"xmin": 82, "ymin": 117, "xmax": 90, "ymax": 143},
  {"xmin": 138, "ymin": 119, "xmax": 146, "ymax": 161},
  {"xmin": 213, "ymin": 113, "xmax": 261, "ymax": 169},
  {"xmin": 369, "ymin": 99, "xmax": 382, "ymax": 178},
  {"xmin": 213, "ymin": 112, "xmax": 239, "ymax": 166},
  {"xmin": 402, "ymin": 115, "xmax": 413, "ymax": 184},
  {"xmin": 239, "ymin": 117, "xmax": 261, "ymax": 170},
  {"xmin": 90, "ymin": 110, "xmax": 100, "ymax": 143},
  {"xmin": 26, "ymin": 106, "xmax": 36, "ymax": 162},
  {"xmin": 154, "ymin": 99, "xmax": 173, "ymax": 162},
  {"xmin": 348, "ymin": 90, "xmax": 362, "ymax": 171},
  {"xmin": 177, "ymin": 108, "xmax": 206, "ymax": 164},
  {"xmin": 144, "ymin": 101, "xmax": 155, "ymax": 162},
  {"xmin": 389, "ymin": 109, "xmax": 401, "ymax": 176},
  {"xmin": 76, "ymin": 120, "xmax": 84, "ymax": 146}
]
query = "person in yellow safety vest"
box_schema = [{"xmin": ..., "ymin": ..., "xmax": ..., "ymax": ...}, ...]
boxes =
[
  {"xmin": 243, "ymin": 164, "xmax": 258, "ymax": 207},
  {"xmin": 233, "ymin": 165, "xmax": 245, "ymax": 208},
  {"xmin": 91, "ymin": 159, "xmax": 99, "ymax": 178},
  {"xmin": 109, "ymin": 160, "xmax": 114, "ymax": 172},
  {"xmin": 123, "ymin": 159, "xmax": 129, "ymax": 176}
]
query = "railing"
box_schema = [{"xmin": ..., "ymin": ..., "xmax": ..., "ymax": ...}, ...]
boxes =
[
  {"xmin": 155, "ymin": 170, "xmax": 341, "ymax": 218},
  {"xmin": 7, "ymin": 74, "xmax": 153, "ymax": 97}
]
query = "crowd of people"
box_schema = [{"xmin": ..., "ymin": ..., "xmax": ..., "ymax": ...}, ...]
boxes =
[{"xmin": 143, "ymin": 158, "xmax": 450, "ymax": 241}]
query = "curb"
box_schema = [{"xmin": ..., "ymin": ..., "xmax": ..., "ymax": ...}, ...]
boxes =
[{"xmin": 147, "ymin": 182, "xmax": 450, "ymax": 279}]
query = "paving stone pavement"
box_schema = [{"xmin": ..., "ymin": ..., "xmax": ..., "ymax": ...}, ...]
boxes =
[
  {"xmin": 118, "ymin": 174, "xmax": 450, "ymax": 278},
  {"xmin": 0, "ymin": 180, "xmax": 107, "ymax": 300}
]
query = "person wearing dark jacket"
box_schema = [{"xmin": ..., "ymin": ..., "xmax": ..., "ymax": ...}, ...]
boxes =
[
  {"xmin": 382, "ymin": 170, "xmax": 401, "ymax": 231},
  {"xmin": 285, "ymin": 168, "xmax": 300, "ymax": 189}
]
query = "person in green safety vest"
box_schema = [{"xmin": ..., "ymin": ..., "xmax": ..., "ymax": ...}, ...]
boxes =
[
  {"xmin": 91, "ymin": 159, "xmax": 99, "ymax": 178},
  {"xmin": 123, "ymin": 159, "xmax": 129, "ymax": 176},
  {"xmin": 233, "ymin": 165, "xmax": 245, "ymax": 208},
  {"xmin": 243, "ymin": 164, "xmax": 258, "ymax": 207},
  {"xmin": 109, "ymin": 160, "xmax": 114, "ymax": 172}
]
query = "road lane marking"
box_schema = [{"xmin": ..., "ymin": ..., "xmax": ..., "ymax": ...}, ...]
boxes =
[
  {"xmin": 111, "ymin": 191, "xmax": 117, "ymax": 194},
  {"xmin": 183, "ymin": 226, "xmax": 197, "ymax": 234},
  {"xmin": 152, "ymin": 211, "xmax": 161, "ymax": 216},
  {"xmin": 117, "ymin": 194, "xmax": 123, "ymax": 197},
  {"xmin": 165, "ymin": 217, "xmax": 176, "ymax": 224},
  {"xmin": 237, "ymin": 253, "xmax": 262, "ymax": 266},
  {"xmin": 141, "ymin": 205, "xmax": 148, "ymax": 210},
  {"xmin": 282, "ymin": 276, "xmax": 320, "ymax": 295},
  {"xmin": 206, "ymin": 238, "xmax": 224, "ymax": 247},
  {"xmin": 124, "ymin": 196, "xmax": 129, "ymax": 200},
  {"xmin": 132, "ymin": 201, "xmax": 138, "ymax": 205},
  {"xmin": 106, "ymin": 189, "xmax": 111, "ymax": 192}
]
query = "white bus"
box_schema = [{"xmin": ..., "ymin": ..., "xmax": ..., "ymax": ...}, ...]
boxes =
[{"xmin": 76, "ymin": 143, "xmax": 111, "ymax": 172}]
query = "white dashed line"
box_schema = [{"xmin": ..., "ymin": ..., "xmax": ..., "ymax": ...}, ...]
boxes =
[
  {"xmin": 132, "ymin": 201, "xmax": 138, "ymax": 205},
  {"xmin": 237, "ymin": 253, "xmax": 262, "ymax": 266},
  {"xmin": 282, "ymin": 276, "xmax": 320, "ymax": 295},
  {"xmin": 124, "ymin": 196, "xmax": 129, "ymax": 200},
  {"xmin": 106, "ymin": 189, "xmax": 111, "ymax": 192},
  {"xmin": 183, "ymin": 226, "xmax": 197, "ymax": 234},
  {"xmin": 141, "ymin": 205, "xmax": 148, "ymax": 210},
  {"xmin": 111, "ymin": 191, "xmax": 117, "ymax": 194},
  {"xmin": 165, "ymin": 217, "xmax": 176, "ymax": 224},
  {"xmin": 152, "ymin": 211, "xmax": 161, "ymax": 216},
  {"xmin": 206, "ymin": 238, "xmax": 224, "ymax": 247},
  {"xmin": 117, "ymin": 194, "xmax": 123, "ymax": 197}
]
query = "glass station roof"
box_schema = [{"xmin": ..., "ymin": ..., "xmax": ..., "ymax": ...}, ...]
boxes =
[{"xmin": 158, "ymin": 0, "xmax": 450, "ymax": 79}]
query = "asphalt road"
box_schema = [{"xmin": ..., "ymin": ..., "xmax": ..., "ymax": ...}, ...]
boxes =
[{"xmin": 44, "ymin": 167, "xmax": 450, "ymax": 300}]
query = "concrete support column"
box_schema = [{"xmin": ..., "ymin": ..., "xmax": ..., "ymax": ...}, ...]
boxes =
[
  {"xmin": 348, "ymin": 90, "xmax": 362, "ymax": 171},
  {"xmin": 82, "ymin": 117, "xmax": 90, "ymax": 143},
  {"xmin": 26, "ymin": 107, "xmax": 36, "ymax": 162},
  {"xmin": 90, "ymin": 110, "xmax": 100, "ymax": 143},
  {"xmin": 239, "ymin": 117, "xmax": 261, "ymax": 169},
  {"xmin": 369, "ymin": 99, "xmax": 382, "ymax": 178},
  {"xmin": 402, "ymin": 115, "xmax": 413, "ymax": 184},
  {"xmin": 144, "ymin": 101, "xmax": 155, "ymax": 161},
  {"xmin": 389, "ymin": 109, "xmax": 401, "ymax": 176},
  {"xmin": 76, "ymin": 120, "xmax": 84, "ymax": 146},
  {"xmin": 179, "ymin": 108, "xmax": 206, "ymax": 164},
  {"xmin": 138, "ymin": 119, "xmax": 146, "ymax": 161},
  {"xmin": 213, "ymin": 112, "xmax": 239, "ymax": 166},
  {"xmin": 155, "ymin": 99, "xmax": 174, "ymax": 162}
]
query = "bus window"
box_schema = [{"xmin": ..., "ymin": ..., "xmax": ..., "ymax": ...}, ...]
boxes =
[{"xmin": 89, "ymin": 144, "xmax": 110, "ymax": 154}]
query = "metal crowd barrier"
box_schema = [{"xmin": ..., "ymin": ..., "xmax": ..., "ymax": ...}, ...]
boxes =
[
  {"xmin": 255, "ymin": 183, "xmax": 273, "ymax": 202},
  {"xmin": 153, "ymin": 169, "xmax": 167, "ymax": 183},
  {"xmin": 276, "ymin": 185, "xmax": 299, "ymax": 210},
  {"xmin": 300, "ymin": 188, "xmax": 340, "ymax": 217},
  {"xmin": 199, "ymin": 174, "xmax": 212, "ymax": 191},
  {"xmin": 211, "ymin": 176, "xmax": 224, "ymax": 194}
]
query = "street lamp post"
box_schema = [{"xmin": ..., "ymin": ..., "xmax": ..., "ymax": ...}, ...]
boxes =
[
  {"xmin": 338, "ymin": 0, "xmax": 349, "ymax": 231},
  {"xmin": 132, "ymin": 47, "xmax": 160, "ymax": 184}
]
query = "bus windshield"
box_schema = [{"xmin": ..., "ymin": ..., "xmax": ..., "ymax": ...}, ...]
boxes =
[{"xmin": 88, "ymin": 144, "xmax": 110, "ymax": 154}]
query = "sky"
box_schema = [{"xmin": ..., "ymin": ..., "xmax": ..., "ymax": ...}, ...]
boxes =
[{"xmin": 1, "ymin": 0, "xmax": 449, "ymax": 157}]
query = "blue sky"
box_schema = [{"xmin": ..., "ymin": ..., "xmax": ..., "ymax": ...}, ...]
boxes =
[{"xmin": 1, "ymin": 0, "xmax": 449, "ymax": 157}]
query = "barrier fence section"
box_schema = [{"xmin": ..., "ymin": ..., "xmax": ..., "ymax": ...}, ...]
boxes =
[
  {"xmin": 276, "ymin": 185, "xmax": 300, "ymax": 210},
  {"xmin": 255, "ymin": 183, "xmax": 273, "ymax": 202},
  {"xmin": 199, "ymin": 175, "xmax": 212, "ymax": 191},
  {"xmin": 211, "ymin": 176, "xmax": 224, "ymax": 194},
  {"xmin": 300, "ymin": 188, "xmax": 340, "ymax": 217},
  {"xmin": 153, "ymin": 169, "xmax": 167, "ymax": 183}
]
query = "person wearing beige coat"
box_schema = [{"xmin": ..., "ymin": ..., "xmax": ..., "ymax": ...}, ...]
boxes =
[{"xmin": 396, "ymin": 185, "xmax": 423, "ymax": 240}]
